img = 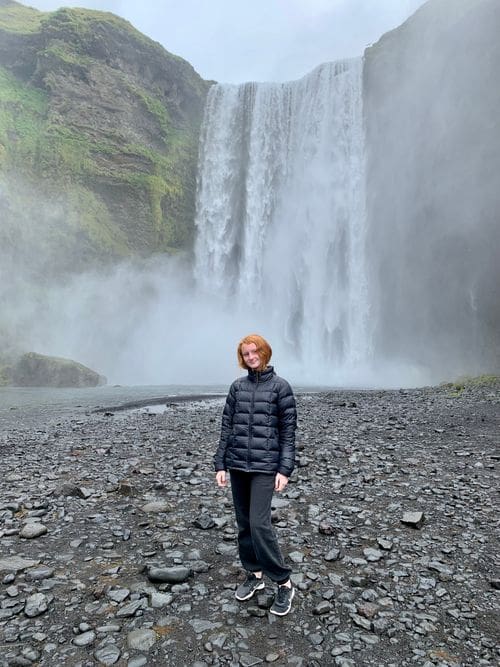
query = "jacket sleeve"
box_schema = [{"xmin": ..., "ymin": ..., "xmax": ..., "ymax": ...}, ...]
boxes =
[
  {"xmin": 277, "ymin": 379, "xmax": 297, "ymax": 477},
  {"xmin": 213, "ymin": 382, "xmax": 237, "ymax": 471}
]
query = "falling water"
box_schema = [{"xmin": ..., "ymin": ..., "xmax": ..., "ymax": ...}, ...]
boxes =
[{"xmin": 194, "ymin": 59, "xmax": 371, "ymax": 382}]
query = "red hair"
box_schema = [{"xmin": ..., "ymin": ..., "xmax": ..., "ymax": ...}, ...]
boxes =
[{"xmin": 237, "ymin": 334, "xmax": 272, "ymax": 371}]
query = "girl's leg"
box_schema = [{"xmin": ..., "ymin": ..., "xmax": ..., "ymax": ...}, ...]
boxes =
[
  {"xmin": 248, "ymin": 473, "xmax": 291, "ymax": 583},
  {"xmin": 230, "ymin": 470, "xmax": 261, "ymax": 572}
]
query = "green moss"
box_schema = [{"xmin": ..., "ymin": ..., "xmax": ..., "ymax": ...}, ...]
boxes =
[
  {"xmin": 0, "ymin": 66, "xmax": 48, "ymax": 155},
  {"xmin": 136, "ymin": 87, "xmax": 172, "ymax": 141},
  {"xmin": 39, "ymin": 6, "xmax": 163, "ymax": 53},
  {"xmin": 42, "ymin": 40, "xmax": 95, "ymax": 68},
  {"xmin": 0, "ymin": 2, "xmax": 207, "ymax": 266},
  {"xmin": 66, "ymin": 184, "xmax": 131, "ymax": 256},
  {"xmin": 442, "ymin": 375, "xmax": 499, "ymax": 397},
  {"xmin": 0, "ymin": 2, "xmax": 45, "ymax": 33},
  {"xmin": 36, "ymin": 124, "xmax": 94, "ymax": 176}
]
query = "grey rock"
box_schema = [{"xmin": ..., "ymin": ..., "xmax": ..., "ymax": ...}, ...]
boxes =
[
  {"xmin": 427, "ymin": 561, "xmax": 454, "ymax": 576},
  {"xmin": 107, "ymin": 588, "xmax": 130, "ymax": 603},
  {"xmin": 128, "ymin": 657, "xmax": 148, "ymax": 667},
  {"xmin": 324, "ymin": 548, "xmax": 341, "ymax": 561},
  {"xmin": 193, "ymin": 514, "xmax": 215, "ymax": 529},
  {"xmin": 20, "ymin": 522, "xmax": 48, "ymax": 539},
  {"xmin": 401, "ymin": 511, "xmax": 425, "ymax": 528},
  {"xmin": 127, "ymin": 628, "xmax": 157, "ymax": 651},
  {"xmin": 148, "ymin": 590, "xmax": 173, "ymax": 608},
  {"xmin": 319, "ymin": 521, "xmax": 335, "ymax": 535},
  {"xmin": 94, "ymin": 644, "xmax": 121, "ymax": 665},
  {"xmin": 377, "ymin": 537, "xmax": 393, "ymax": 550},
  {"xmin": 289, "ymin": 551, "xmax": 304, "ymax": 563},
  {"xmin": 313, "ymin": 601, "xmax": 333, "ymax": 615},
  {"xmin": 308, "ymin": 632, "xmax": 325, "ymax": 645},
  {"xmin": 73, "ymin": 630, "xmax": 96, "ymax": 646},
  {"xmin": 0, "ymin": 556, "xmax": 40, "ymax": 573},
  {"xmin": 141, "ymin": 501, "xmax": 171, "ymax": 513},
  {"xmin": 189, "ymin": 619, "xmax": 221, "ymax": 634},
  {"xmin": 116, "ymin": 599, "xmax": 146, "ymax": 617},
  {"xmin": 239, "ymin": 655, "xmax": 263, "ymax": 666},
  {"xmin": 350, "ymin": 613, "xmax": 372, "ymax": 631},
  {"xmin": 25, "ymin": 565, "xmax": 55, "ymax": 581},
  {"xmin": 146, "ymin": 566, "xmax": 192, "ymax": 584},
  {"xmin": 24, "ymin": 593, "xmax": 50, "ymax": 617}
]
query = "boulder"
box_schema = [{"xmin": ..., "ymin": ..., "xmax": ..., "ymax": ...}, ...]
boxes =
[{"xmin": 9, "ymin": 352, "xmax": 106, "ymax": 387}]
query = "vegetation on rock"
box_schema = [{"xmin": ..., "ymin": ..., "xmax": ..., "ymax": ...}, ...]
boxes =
[
  {"xmin": 7, "ymin": 351, "xmax": 106, "ymax": 387},
  {"xmin": 0, "ymin": 0, "xmax": 210, "ymax": 276}
]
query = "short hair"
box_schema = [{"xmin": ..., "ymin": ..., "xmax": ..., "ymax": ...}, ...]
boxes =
[{"xmin": 237, "ymin": 334, "xmax": 272, "ymax": 371}]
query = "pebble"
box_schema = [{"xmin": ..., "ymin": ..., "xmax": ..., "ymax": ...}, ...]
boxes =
[
  {"xmin": 0, "ymin": 385, "xmax": 497, "ymax": 666},
  {"xmin": 73, "ymin": 630, "xmax": 96, "ymax": 646},
  {"xmin": 127, "ymin": 628, "xmax": 157, "ymax": 651},
  {"xmin": 24, "ymin": 593, "xmax": 50, "ymax": 617},
  {"xmin": 19, "ymin": 523, "xmax": 48, "ymax": 539},
  {"xmin": 146, "ymin": 565, "xmax": 192, "ymax": 583},
  {"xmin": 94, "ymin": 643, "xmax": 121, "ymax": 665},
  {"xmin": 401, "ymin": 511, "xmax": 425, "ymax": 528}
]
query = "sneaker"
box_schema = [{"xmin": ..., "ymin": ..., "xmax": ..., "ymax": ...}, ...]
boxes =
[
  {"xmin": 235, "ymin": 573, "xmax": 265, "ymax": 601},
  {"xmin": 270, "ymin": 583, "xmax": 295, "ymax": 616}
]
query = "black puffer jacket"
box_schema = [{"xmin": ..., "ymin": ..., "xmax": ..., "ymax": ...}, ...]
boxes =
[{"xmin": 213, "ymin": 366, "xmax": 297, "ymax": 477}]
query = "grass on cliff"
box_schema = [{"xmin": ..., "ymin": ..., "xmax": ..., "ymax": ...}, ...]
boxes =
[
  {"xmin": 442, "ymin": 375, "xmax": 499, "ymax": 397},
  {"xmin": 0, "ymin": 3, "xmax": 205, "ymax": 259},
  {"xmin": 0, "ymin": 2, "xmax": 45, "ymax": 33},
  {"xmin": 0, "ymin": 61, "xmax": 195, "ymax": 252},
  {"xmin": 0, "ymin": 66, "xmax": 48, "ymax": 168}
]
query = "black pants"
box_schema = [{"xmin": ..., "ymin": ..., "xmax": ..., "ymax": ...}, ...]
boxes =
[{"xmin": 230, "ymin": 469, "xmax": 291, "ymax": 585}]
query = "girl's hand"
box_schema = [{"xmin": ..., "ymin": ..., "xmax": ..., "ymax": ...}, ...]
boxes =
[
  {"xmin": 216, "ymin": 470, "xmax": 228, "ymax": 487},
  {"xmin": 275, "ymin": 473, "xmax": 288, "ymax": 492}
]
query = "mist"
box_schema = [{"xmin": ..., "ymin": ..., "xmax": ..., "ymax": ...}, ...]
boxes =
[
  {"xmin": 2, "ymin": 0, "xmax": 499, "ymax": 389},
  {"xmin": 2, "ymin": 251, "xmax": 436, "ymax": 388},
  {"xmin": 363, "ymin": 0, "xmax": 500, "ymax": 381}
]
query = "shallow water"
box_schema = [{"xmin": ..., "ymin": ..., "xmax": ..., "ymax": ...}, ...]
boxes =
[
  {"xmin": 0, "ymin": 384, "xmax": 226, "ymax": 427},
  {"xmin": 0, "ymin": 383, "xmax": 331, "ymax": 429}
]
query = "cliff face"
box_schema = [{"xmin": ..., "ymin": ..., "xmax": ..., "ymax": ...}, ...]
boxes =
[
  {"xmin": 0, "ymin": 0, "xmax": 209, "ymax": 275},
  {"xmin": 363, "ymin": 0, "xmax": 500, "ymax": 376}
]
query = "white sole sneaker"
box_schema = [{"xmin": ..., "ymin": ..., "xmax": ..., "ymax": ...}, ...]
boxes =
[
  {"xmin": 269, "ymin": 586, "xmax": 295, "ymax": 615},
  {"xmin": 235, "ymin": 579, "xmax": 265, "ymax": 601}
]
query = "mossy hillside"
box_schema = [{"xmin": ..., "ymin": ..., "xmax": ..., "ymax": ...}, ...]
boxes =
[
  {"xmin": 0, "ymin": 2, "xmax": 209, "ymax": 269},
  {"xmin": 442, "ymin": 375, "xmax": 499, "ymax": 398},
  {"xmin": 0, "ymin": 1, "xmax": 44, "ymax": 34},
  {"xmin": 0, "ymin": 66, "xmax": 131, "ymax": 267},
  {"xmin": 0, "ymin": 66, "xmax": 47, "ymax": 166}
]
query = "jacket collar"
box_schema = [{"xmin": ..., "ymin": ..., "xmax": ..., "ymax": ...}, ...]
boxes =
[{"xmin": 248, "ymin": 365, "xmax": 275, "ymax": 383}]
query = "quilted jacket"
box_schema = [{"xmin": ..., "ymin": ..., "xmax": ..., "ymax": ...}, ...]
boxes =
[{"xmin": 213, "ymin": 366, "xmax": 297, "ymax": 477}]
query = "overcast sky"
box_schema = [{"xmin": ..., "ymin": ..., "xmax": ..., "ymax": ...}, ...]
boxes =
[{"xmin": 27, "ymin": 0, "xmax": 428, "ymax": 82}]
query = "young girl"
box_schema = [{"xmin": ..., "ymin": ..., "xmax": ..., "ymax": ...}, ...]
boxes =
[{"xmin": 214, "ymin": 334, "xmax": 297, "ymax": 616}]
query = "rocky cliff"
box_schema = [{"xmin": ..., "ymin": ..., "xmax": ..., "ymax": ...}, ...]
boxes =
[
  {"xmin": 0, "ymin": 0, "xmax": 209, "ymax": 276},
  {"xmin": 363, "ymin": 0, "xmax": 500, "ymax": 377}
]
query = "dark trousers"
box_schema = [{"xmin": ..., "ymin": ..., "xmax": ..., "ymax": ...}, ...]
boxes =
[{"xmin": 230, "ymin": 469, "xmax": 291, "ymax": 585}]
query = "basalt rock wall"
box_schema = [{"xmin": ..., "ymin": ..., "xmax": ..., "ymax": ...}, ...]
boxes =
[
  {"xmin": 363, "ymin": 0, "xmax": 500, "ymax": 376},
  {"xmin": 0, "ymin": 0, "xmax": 210, "ymax": 276}
]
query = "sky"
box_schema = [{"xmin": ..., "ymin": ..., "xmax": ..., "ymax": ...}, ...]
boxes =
[{"xmin": 27, "ymin": 0, "xmax": 428, "ymax": 83}]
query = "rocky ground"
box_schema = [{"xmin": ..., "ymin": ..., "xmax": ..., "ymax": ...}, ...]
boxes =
[{"xmin": 0, "ymin": 381, "xmax": 498, "ymax": 667}]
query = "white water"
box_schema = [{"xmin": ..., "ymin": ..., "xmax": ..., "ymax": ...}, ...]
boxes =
[{"xmin": 195, "ymin": 59, "xmax": 373, "ymax": 384}]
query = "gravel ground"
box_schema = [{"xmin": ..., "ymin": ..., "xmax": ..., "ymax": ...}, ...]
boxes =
[{"xmin": 0, "ymin": 381, "xmax": 499, "ymax": 667}]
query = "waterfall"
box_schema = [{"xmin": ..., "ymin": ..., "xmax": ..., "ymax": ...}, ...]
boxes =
[{"xmin": 194, "ymin": 59, "xmax": 371, "ymax": 383}]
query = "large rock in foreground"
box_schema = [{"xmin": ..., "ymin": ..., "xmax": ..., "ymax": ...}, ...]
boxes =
[{"xmin": 9, "ymin": 352, "xmax": 106, "ymax": 387}]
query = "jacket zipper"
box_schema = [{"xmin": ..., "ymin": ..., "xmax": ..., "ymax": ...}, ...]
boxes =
[{"xmin": 247, "ymin": 371, "xmax": 259, "ymax": 470}]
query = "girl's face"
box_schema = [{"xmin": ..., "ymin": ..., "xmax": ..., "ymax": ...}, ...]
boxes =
[{"xmin": 241, "ymin": 343, "xmax": 262, "ymax": 370}]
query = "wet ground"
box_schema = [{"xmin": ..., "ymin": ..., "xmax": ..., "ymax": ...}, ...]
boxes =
[{"xmin": 0, "ymin": 380, "xmax": 498, "ymax": 666}]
